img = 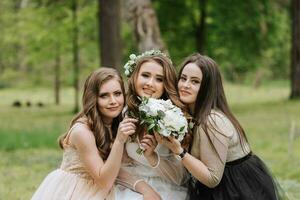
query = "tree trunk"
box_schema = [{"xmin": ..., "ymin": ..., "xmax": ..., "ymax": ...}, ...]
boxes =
[
  {"xmin": 99, "ymin": 0, "xmax": 121, "ymax": 70},
  {"xmin": 291, "ymin": 0, "xmax": 300, "ymax": 99},
  {"xmin": 54, "ymin": 42, "xmax": 60, "ymax": 105},
  {"xmin": 72, "ymin": 0, "xmax": 80, "ymax": 112},
  {"xmin": 196, "ymin": 0, "xmax": 207, "ymax": 54},
  {"xmin": 124, "ymin": 0, "xmax": 167, "ymax": 53}
]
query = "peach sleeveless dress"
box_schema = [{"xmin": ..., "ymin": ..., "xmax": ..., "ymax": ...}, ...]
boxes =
[{"xmin": 31, "ymin": 124, "xmax": 115, "ymax": 200}]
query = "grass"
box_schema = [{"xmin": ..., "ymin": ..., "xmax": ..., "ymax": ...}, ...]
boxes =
[{"xmin": 0, "ymin": 82, "xmax": 300, "ymax": 199}]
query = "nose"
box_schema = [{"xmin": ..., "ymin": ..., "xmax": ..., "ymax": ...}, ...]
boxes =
[
  {"xmin": 145, "ymin": 77, "xmax": 154, "ymax": 87},
  {"xmin": 109, "ymin": 95, "xmax": 117, "ymax": 105},
  {"xmin": 183, "ymin": 80, "xmax": 191, "ymax": 88}
]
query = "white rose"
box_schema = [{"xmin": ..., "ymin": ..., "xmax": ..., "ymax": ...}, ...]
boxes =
[
  {"xmin": 128, "ymin": 60, "xmax": 135, "ymax": 65},
  {"xmin": 158, "ymin": 120, "xmax": 171, "ymax": 137},
  {"xmin": 163, "ymin": 111, "xmax": 187, "ymax": 134},
  {"xmin": 177, "ymin": 134, "xmax": 184, "ymax": 142},
  {"xmin": 129, "ymin": 54, "xmax": 136, "ymax": 60},
  {"xmin": 125, "ymin": 70, "xmax": 130, "ymax": 76},
  {"xmin": 124, "ymin": 63, "xmax": 130, "ymax": 70},
  {"xmin": 142, "ymin": 98, "xmax": 166, "ymax": 116}
]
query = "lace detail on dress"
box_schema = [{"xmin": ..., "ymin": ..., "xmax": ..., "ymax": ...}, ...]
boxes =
[{"xmin": 60, "ymin": 147, "xmax": 93, "ymax": 180}]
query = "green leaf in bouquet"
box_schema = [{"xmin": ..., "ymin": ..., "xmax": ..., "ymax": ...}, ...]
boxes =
[
  {"xmin": 144, "ymin": 118, "xmax": 155, "ymax": 124},
  {"xmin": 188, "ymin": 122, "xmax": 194, "ymax": 129},
  {"xmin": 157, "ymin": 110, "xmax": 165, "ymax": 118},
  {"xmin": 154, "ymin": 125, "xmax": 161, "ymax": 132},
  {"xmin": 136, "ymin": 147, "xmax": 144, "ymax": 155},
  {"xmin": 180, "ymin": 126, "xmax": 185, "ymax": 132},
  {"xmin": 147, "ymin": 123, "xmax": 156, "ymax": 131}
]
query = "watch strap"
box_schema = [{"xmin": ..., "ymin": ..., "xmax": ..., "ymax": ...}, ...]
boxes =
[{"xmin": 178, "ymin": 148, "xmax": 187, "ymax": 159}]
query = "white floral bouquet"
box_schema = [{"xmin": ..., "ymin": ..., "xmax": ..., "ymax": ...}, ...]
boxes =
[{"xmin": 136, "ymin": 97, "xmax": 188, "ymax": 154}]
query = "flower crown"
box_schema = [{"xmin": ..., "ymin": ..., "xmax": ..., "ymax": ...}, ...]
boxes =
[{"xmin": 123, "ymin": 49, "xmax": 168, "ymax": 78}]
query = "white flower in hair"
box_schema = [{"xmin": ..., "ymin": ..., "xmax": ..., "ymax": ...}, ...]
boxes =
[{"xmin": 123, "ymin": 49, "xmax": 168, "ymax": 78}]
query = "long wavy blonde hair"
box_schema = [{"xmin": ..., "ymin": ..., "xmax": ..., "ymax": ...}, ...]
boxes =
[
  {"xmin": 126, "ymin": 54, "xmax": 191, "ymax": 147},
  {"xmin": 58, "ymin": 67, "xmax": 125, "ymax": 160}
]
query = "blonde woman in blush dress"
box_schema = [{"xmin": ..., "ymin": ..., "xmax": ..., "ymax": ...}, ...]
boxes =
[{"xmin": 31, "ymin": 68, "xmax": 137, "ymax": 200}]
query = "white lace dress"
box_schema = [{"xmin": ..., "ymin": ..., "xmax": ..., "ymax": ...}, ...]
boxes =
[{"xmin": 114, "ymin": 141, "xmax": 188, "ymax": 200}]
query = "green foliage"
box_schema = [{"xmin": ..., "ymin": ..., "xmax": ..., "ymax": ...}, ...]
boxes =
[
  {"xmin": 0, "ymin": 0, "xmax": 99, "ymax": 88},
  {"xmin": 152, "ymin": 0, "xmax": 290, "ymax": 81},
  {"xmin": 0, "ymin": 0, "xmax": 293, "ymax": 86}
]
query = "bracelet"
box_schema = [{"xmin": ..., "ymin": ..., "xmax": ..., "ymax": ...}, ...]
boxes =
[{"xmin": 133, "ymin": 179, "xmax": 145, "ymax": 191}]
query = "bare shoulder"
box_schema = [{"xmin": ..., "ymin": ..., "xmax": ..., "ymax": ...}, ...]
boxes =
[{"xmin": 69, "ymin": 123, "xmax": 96, "ymax": 148}]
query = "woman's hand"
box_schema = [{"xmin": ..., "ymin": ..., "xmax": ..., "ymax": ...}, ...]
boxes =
[
  {"xmin": 115, "ymin": 117, "xmax": 138, "ymax": 144},
  {"xmin": 154, "ymin": 133, "xmax": 183, "ymax": 155},
  {"xmin": 140, "ymin": 133, "xmax": 160, "ymax": 167},
  {"xmin": 140, "ymin": 134, "xmax": 158, "ymax": 157}
]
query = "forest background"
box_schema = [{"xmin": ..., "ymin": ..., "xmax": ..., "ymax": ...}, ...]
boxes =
[{"xmin": 0, "ymin": 0, "xmax": 300, "ymax": 199}]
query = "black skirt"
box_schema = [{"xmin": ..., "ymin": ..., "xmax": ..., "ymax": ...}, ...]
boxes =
[{"xmin": 187, "ymin": 153, "xmax": 287, "ymax": 200}]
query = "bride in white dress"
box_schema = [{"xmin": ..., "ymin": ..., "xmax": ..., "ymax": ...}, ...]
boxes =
[{"xmin": 115, "ymin": 50, "xmax": 190, "ymax": 200}]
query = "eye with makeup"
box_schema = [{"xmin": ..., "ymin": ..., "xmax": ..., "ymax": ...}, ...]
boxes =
[
  {"xmin": 141, "ymin": 73, "xmax": 150, "ymax": 78},
  {"xmin": 179, "ymin": 76, "xmax": 187, "ymax": 82},
  {"xmin": 191, "ymin": 79, "xmax": 200, "ymax": 84},
  {"xmin": 156, "ymin": 76, "xmax": 163, "ymax": 82},
  {"xmin": 99, "ymin": 93, "xmax": 108, "ymax": 99},
  {"xmin": 114, "ymin": 91, "xmax": 122, "ymax": 97}
]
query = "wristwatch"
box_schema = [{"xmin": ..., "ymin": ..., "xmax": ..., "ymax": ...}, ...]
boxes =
[{"xmin": 175, "ymin": 148, "xmax": 187, "ymax": 160}]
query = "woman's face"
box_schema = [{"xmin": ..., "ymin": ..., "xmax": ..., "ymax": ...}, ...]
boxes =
[
  {"xmin": 178, "ymin": 63, "xmax": 202, "ymax": 108},
  {"xmin": 135, "ymin": 60, "xmax": 164, "ymax": 99},
  {"xmin": 98, "ymin": 78, "xmax": 124, "ymax": 124}
]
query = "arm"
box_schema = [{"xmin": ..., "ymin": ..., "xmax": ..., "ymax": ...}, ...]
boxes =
[
  {"xmin": 181, "ymin": 128, "xmax": 229, "ymax": 188},
  {"xmin": 116, "ymin": 167, "xmax": 161, "ymax": 200},
  {"xmin": 70, "ymin": 118, "xmax": 137, "ymax": 192},
  {"xmin": 141, "ymin": 134, "xmax": 189, "ymax": 185},
  {"xmin": 160, "ymin": 114, "xmax": 233, "ymax": 188}
]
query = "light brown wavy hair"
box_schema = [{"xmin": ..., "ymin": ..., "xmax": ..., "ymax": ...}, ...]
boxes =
[
  {"xmin": 126, "ymin": 54, "xmax": 191, "ymax": 148},
  {"xmin": 178, "ymin": 53, "xmax": 249, "ymax": 156},
  {"xmin": 58, "ymin": 67, "xmax": 125, "ymax": 160}
]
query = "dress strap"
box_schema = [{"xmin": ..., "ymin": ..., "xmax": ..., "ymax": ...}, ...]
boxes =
[{"xmin": 64, "ymin": 121, "xmax": 86, "ymax": 146}]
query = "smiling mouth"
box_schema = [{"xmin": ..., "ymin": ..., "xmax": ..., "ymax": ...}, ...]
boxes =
[
  {"xmin": 180, "ymin": 90, "xmax": 191, "ymax": 95},
  {"xmin": 143, "ymin": 88, "xmax": 154, "ymax": 95},
  {"xmin": 107, "ymin": 106, "xmax": 120, "ymax": 111}
]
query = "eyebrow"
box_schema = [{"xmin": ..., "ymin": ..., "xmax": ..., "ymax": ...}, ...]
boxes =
[
  {"xmin": 181, "ymin": 73, "xmax": 200, "ymax": 80},
  {"xmin": 141, "ymin": 71, "xmax": 164, "ymax": 77},
  {"xmin": 99, "ymin": 89, "xmax": 122, "ymax": 95},
  {"xmin": 99, "ymin": 92, "xmax": 108, "ymax": 96}
]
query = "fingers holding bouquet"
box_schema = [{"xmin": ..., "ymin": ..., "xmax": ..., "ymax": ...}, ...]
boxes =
[
  {"xmin": 116, "ymin": 117, "xmax": 138, "ymax": 143},
  {"xmin": 155, "ymin": 133, "xmax": 183, "ymax": 155},
  {"xmin": 141, "ymin": 133, "xmax": 158, "ymax": 157}
]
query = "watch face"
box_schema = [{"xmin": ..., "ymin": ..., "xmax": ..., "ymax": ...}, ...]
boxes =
[{"xmin": 175, "ymin": 154, "xmax": 182, "ymax": 161}]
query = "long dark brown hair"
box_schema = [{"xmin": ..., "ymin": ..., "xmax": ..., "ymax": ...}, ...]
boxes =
[
  {"xmin": 178, "ymin": 53, "xmax": 249, "ymax": 155},
  {"xmin": 126, "ymin": 54, "xmax": 191, "ymax": 147},
  {"xmin": 58, "ymin": 67, "xmax": 125, "ymax": 160}
]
